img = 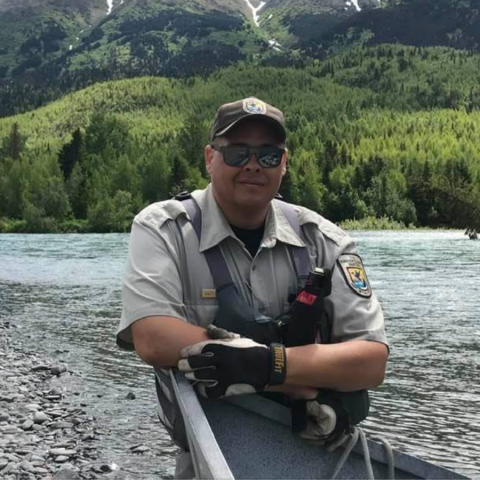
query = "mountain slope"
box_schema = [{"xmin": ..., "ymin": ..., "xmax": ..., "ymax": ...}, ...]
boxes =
[
  {"xmin": 0, "ymin": 0, "xmax": 271, "ymax": 116},
  {"xmin": 257, "ymin": 0, "xmax": 379, "ymax": 47},
  {"xmin": 0, "ymin": 0, "xmax": 118, "ymax": 78},
  {"xmin": 312, "ymin": 0, "xmax": 480, "ymax": 55},
  {"xmin": 3, "ymin": 0, "xmax": 480, "ymax": 118}
]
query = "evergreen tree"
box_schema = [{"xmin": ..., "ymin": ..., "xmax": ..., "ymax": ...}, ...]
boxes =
[
  {"xmin": 58, "ymin": 129, "xmax": 84, "ymax": 180},
  {"xmin": 7, "ymin": 123, "xmax": 23, "ymax": 161}
]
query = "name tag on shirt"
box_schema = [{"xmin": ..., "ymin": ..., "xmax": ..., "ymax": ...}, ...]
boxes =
[{"xmin": 201, "ymin": 289, "xmax": 217, "ymax": 299}]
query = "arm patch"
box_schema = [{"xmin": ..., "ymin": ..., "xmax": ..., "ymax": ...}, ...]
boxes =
[{"xmin": 338, "ymin": 254, "xmax": 372, "ymax": 298}]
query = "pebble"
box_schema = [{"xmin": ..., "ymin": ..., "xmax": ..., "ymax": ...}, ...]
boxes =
[
  {"xmin": 51, "ymin": 365, "xmax": 68, "ymax": 376},
  {"xmin": 0, "ymin": 411, "xmax": 10, "ymax": 422},
  {"xmin": 33, "ymin": 411, "xmax": 50, "ymax": 424},
  {"xmin": 0, "ymin": 329, "xmax": 122, "ymax": 479},
  {"xmin": 55, "ymin": 455, "xmax": 70, "ymax": 463},
  {"xmin": 21, "ymin": 419, "xmax": 34, "ymax": 430},
  {"xmin": 54, "ymin": 468, "xmax": 81, "ymax": 479},
  {"xmin": 19, "ymin": 459, "xmax": 35, "ymax": 472},
  {"xmin": 130, "ymin": 445, "xmax": 150, "ymax": 454},
  {"xmin": 50, "ymin": 448, "xmax": 77, "ymax": 456}
]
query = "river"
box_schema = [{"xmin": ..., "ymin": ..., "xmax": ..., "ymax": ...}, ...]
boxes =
[{"xmin": 0, "ymin": 231, "xmax": 479, "ymax": 478}]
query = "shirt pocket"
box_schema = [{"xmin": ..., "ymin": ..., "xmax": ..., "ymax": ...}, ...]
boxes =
[{"xmin": 182, "ymin": 275, "xmax": 219, "ymax": 328}]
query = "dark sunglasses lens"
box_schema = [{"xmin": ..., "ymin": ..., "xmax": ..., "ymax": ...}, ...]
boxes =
[
  {"xmin": 258, "ymin": 148, "xmax": 284, "ymax": 168},
  {"xmin": 223, "ymin": 146, "xmax": 250, "ymax": 166}
]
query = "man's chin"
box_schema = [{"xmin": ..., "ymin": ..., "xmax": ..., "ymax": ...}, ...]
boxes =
[{"xmin": 233, "ymin": 191, "xmax": 273, "ymax": 210}]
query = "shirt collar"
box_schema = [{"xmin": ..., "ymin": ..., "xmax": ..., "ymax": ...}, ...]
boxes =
[
  {"xmin": 190, "ymin": 185, "xmax": 235, "ymax": 253},
  {"xmin": 190, "ymin": 185, "xmax": 305, "ymax": 252}
]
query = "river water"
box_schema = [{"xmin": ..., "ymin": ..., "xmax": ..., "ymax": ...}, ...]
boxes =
[{"xmin": 0, "ymin": 231, "xmax": 479, "ymax": 478}]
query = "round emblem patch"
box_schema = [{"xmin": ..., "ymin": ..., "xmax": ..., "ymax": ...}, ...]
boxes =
[{"xmin": 243, "ymin": 98, "xmax": 267, "ymax": 115}]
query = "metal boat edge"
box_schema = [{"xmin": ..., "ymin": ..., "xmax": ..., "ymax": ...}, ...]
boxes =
[{"xmin": 170, "ymin": 370, "xmax": 470, "ymax": 480}]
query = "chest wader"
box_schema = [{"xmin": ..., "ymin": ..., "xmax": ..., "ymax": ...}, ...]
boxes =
[{"xmin": 171, "ymin": 193, "xmax": 369, "ymax": 443}]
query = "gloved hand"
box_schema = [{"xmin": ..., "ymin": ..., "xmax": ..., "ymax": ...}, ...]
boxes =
[
  {"xmin": 241, "ymin": 320, "xmax": 284, "ymax": 345},
  {"xmin": 178, "ymin": 338, "xmax": 287, "ymax": 398},
  {"xmin": 205, "ymin": 324, "xmax": 240, "ymax": 340},
  {"xmin": 299, "ymin": 392, "xmax": 352, "ymax": 451}
]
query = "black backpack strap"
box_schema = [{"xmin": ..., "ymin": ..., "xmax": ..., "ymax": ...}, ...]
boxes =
[
  {"xmin": 275, "ymin": 200, "xmax": 311, "ymax": 282},
  {"xmin": 180, "ymin": 196, "xmax": 234, "ymax": 291},
  {"xmin": 179, "ymin": 194, "xmax": 310, "ymax": 290}
]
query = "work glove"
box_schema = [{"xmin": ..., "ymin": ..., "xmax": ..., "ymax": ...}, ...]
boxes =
[
  {"xmin": 299, "ymin": 392, "xmax": 352, "ymax": 451},
  {"xmin": 178, "ymin": 337, "xmax": 287, "ymax": 399},
  {"xmin": 205, "ymin": 324, "xmax": 240, "ymax": 340}
]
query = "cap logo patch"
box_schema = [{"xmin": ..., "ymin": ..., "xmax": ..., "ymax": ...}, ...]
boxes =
[
  {"xmin": 338, "ymin": 254, "xmax": 372, "ymax": 298},
  {"xmin": 243, "ymin": 99, "xmax": 267, "ymax": 115}
]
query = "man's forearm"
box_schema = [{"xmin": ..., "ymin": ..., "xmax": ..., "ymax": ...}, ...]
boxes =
[
  {"xmin": 132, "ymin": 316, "xmax": 209, "ymax": 368},
  {"xmin": 270, "ymin": 340, "xmax": 388, "ymax": 393}
]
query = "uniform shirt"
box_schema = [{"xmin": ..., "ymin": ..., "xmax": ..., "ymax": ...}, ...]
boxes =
[{"xmin": 117, "ymin": 184, "xmax": 387, "ymax": 350}]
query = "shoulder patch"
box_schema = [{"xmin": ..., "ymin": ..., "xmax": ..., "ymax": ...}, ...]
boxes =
[{"xmin": 338, "ymin": 254, "xmax": 372, "ymax": 298}]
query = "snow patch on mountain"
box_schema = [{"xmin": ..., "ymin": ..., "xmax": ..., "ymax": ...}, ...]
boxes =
[
  {"xmin": 350, "ymin": 0, "xmax": 361, "ymax": 11},
  {"xmin": 269, "ymin": 39, "xmax": 282, "ymax": 52},
  {"xmin": 244, "ymin": 0, "xmax": 267, "ymax": 27},
  {"xmin": 106, "ymin": 0, "xmax": 113, "ymax": 15}
]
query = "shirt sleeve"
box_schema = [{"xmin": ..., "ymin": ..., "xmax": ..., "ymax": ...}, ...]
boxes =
[
  {"xmin": 324, "ymin": 236, "xmax": 388, "ymax": 348},
  {"xmin": 116, "ymin": 218, "xmax": 188, "ymax": 351}
]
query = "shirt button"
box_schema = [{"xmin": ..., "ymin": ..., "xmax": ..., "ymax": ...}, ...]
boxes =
[
  {"xmin": 259, "ymin": 305, "xmax": 266, "ymax": 313},
  {"xmin": 252, "ymin": 264, "xmax": 257, "ymax": 271}
]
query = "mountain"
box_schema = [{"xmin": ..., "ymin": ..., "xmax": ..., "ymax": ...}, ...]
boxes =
[
  {"xmin": 2, "ymin": 0, "xmax": 480, "ymax": 117},
  {"xmin": 1, "ymin": 0, "xmax": 381, "ymax": 86},
  {"xmin": 304, "ymin": 0, "xmax": 480, "ymax": 57},
  {"xmin": 0, "ymin": 0, "xmax": 117, "ymax": 78},
  {"xmin": 0, "ymin": 0, "xmax": 271, "ymax": 115},
  {"xmin": 256, "ymin": 0, "xmax": 379, "ymax": 48},
  {"xmin": 0, "ymin": 0, "xmax": 263, "ymax": 81}
]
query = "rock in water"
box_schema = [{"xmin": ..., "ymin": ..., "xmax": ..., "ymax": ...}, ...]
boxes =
[{"xmin": 51, "ymin": 365, "xmax": 67, "ymax": 376}]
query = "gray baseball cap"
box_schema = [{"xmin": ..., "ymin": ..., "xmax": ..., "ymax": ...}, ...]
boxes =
[{"xmin": 210, "ymin": 97, "xmax": 286, "ymax": 142}]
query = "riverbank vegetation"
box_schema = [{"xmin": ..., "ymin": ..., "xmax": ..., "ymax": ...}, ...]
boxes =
[{"xmin": 1, "ymin": 45, "xmax": 480, "ymax": 233}]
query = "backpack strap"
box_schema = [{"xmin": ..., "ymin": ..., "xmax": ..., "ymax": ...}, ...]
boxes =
[
  {"xmin": 181, "ymin": 196, "xmax": 234, "ymax": 291},
  {"xmin": 275, "ymin": 200, "xmax": 311, "ymax": 283},
  {"xmin": 177, "ymin": 193, "xmax": 311, "ymax": 290}
]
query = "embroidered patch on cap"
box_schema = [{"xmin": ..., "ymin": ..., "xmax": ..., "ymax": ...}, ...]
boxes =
[
  {"xmin": 243, "ymin": 98, "xmax": 267, "ymax": 115},
  {"xmin": 338, "ymin": 254, "xmax": 372, "ymax": 298}
]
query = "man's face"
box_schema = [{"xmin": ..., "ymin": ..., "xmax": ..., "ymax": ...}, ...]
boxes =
[{"xmin": 205, "ymin": 120, "xmax": 287, "ymax": 212}]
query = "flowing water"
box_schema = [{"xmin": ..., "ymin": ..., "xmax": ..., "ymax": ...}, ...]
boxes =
[{"xmin": 0, "ymin": 231, "xmax": 479, "ymax": 478}]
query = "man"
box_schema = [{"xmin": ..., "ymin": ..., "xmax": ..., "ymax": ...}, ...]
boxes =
[{"xmin": 117, "ymin": 97, "xmax": 388, "ymax": 477}]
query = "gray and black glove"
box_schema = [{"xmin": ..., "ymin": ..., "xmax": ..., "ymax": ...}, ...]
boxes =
[
  {"xmin": 298, "ymin": 391, "xmax": 355, "ymax": 451},
  {"xmin": 178, "ymin": 338, "xmax": 287, "ymax": 398}
]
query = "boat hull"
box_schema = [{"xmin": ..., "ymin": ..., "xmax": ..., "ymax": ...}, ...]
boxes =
[{"xmin": 170, "ymin": 370, "xmax": 469, "ymax": 480}]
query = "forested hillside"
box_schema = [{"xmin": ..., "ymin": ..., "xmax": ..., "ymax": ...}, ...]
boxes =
[
  {"xmin": 1, "ymin": 45, "xmax": 479, "ymax": 233},
  {"xmin": 0, "ymin": 0, "xmax": 267, "ymax": 116},
  {"xmin": 5, "ymin": 0, "xmax": 480, "ymax": 118}
]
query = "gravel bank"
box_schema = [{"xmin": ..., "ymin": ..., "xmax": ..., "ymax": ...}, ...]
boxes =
[{"xmin": 0, "ymin": 324, "xmax": 134, "ymax": 480}]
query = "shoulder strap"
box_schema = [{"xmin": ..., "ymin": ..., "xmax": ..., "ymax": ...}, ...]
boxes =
[
  {"xmin": 181, "ymin": 197, "xmax": 234, "ymax": 291},
  {"xmin": 275, "ymin": 200, "xmax": 311, "ymax": 282},
  {"xmin": 179, "ymin": 195, "xmax": 310, "ymax": 289}
]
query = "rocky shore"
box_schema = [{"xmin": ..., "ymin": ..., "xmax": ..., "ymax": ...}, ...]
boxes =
[{"xmin": 0, "ymin": 325, "xmax": 123, "ymax": 480}]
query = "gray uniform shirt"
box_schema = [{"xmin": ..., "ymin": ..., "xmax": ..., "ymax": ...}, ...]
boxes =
[
  {"xmin": 117, "ymin": 184, "xmax": 387, "ymax": 478},
  {"xmin": 117, "ymin": 184, "xmax": 387, "ymax": 349}
]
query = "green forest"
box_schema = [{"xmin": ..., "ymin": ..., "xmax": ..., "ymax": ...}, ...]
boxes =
[{"xmin": 1, "ymin": 44, "xmax": 480, "ymax": 233}]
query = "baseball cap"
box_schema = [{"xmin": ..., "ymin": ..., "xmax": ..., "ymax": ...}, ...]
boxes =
[{"xmin": 210, "ymin": 97, "xmax": 286, "ymax": 143}]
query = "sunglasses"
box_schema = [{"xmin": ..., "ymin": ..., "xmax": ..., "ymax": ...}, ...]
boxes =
[{"xmin": 211, "ymin": 144, "xmax": 286, "ymax": 168}]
